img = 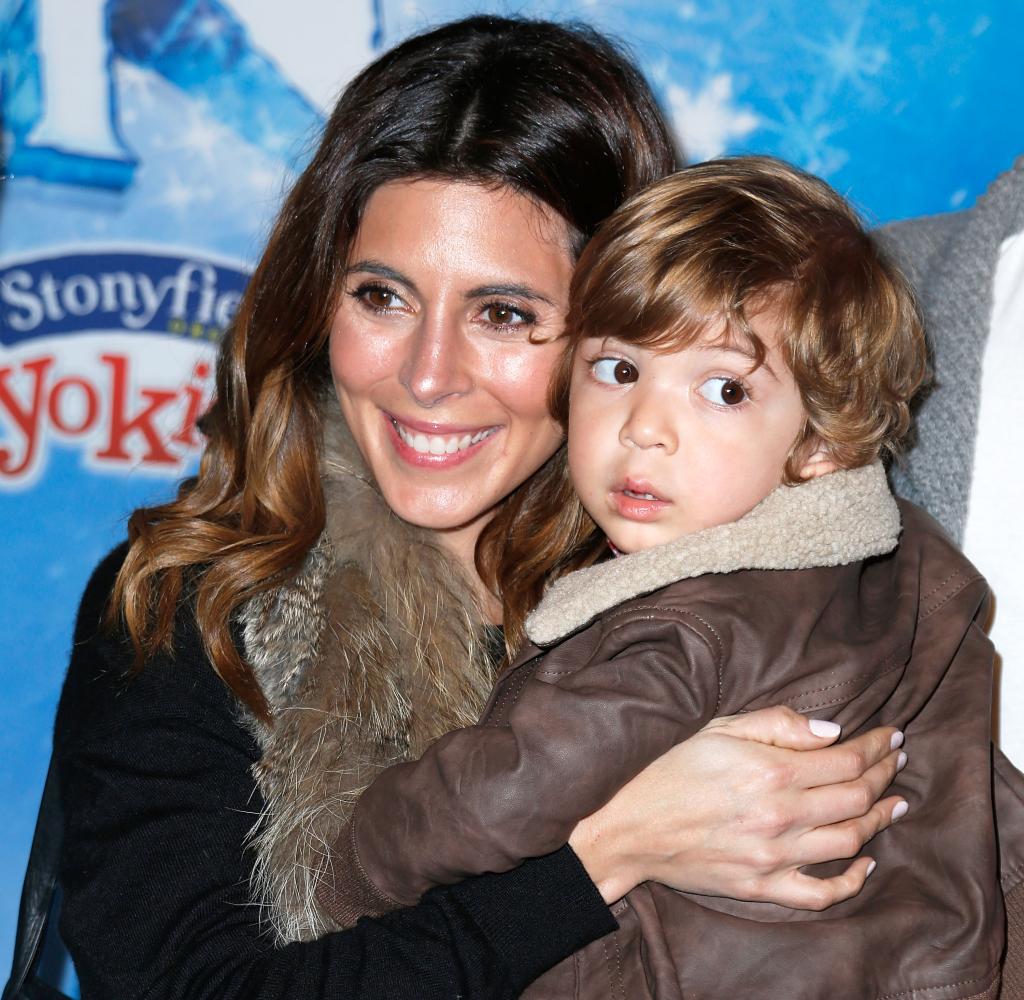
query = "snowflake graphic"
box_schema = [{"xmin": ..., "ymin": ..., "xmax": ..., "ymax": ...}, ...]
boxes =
[
  {"xmin": 666, "ymin": 74, "xmax": 760, "ymax": 162},
  {"xmin": 797, "ymin": 8, "xmax": 889, "ymax": 96}
]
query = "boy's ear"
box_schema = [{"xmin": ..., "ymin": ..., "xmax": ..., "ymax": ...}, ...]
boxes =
[{"xmin": 797, "ymin": 439, "xmax": 838, "ymax": 480}]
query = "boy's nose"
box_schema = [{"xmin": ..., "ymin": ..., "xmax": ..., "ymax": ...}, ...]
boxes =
[
  {"xmin": 398, "ymin": 313, "xmax": 473, "ymax": 407},
  {"xmin": 619, "ymin": 393, "xmax": 678, "ymax": 452}
]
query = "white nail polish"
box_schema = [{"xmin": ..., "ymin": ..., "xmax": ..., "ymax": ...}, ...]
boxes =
[
  {"xmin": 890, "ymin": 731, "xmax": 905, "ymax": 750},
  {"xmin": 892, "ymin": 801, "xmax": 909, "ymax": 822},
  {"xmin": 896, "ymin": 751, "xmax": 908, "ymax": 772},
  {"xmin": 866, "ymin": 860, "xmax": 877, "ymax": 877},
  {"xmin": 809, "ymin": 718, "xmax": 841, "ymax": 738}
]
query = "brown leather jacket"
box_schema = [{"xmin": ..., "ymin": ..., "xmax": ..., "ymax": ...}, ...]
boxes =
[{"xmin": 323, "ymin": 464, "xmax": 1024, "ymax": 999}]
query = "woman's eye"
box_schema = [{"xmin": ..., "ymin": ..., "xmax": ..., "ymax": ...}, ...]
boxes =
[
  {"xmin": 363, "ymin": 286, "xmax": 400, "ymax": 310},
  {"xmin": 482, "ymin": 303, "xmax": 529, "ymax": 327},
  {"xmin": 348, "ymin": 283, "xmax": 406, "ymax": 313},
  {"xmin": 593, "ymin": 358, "xmax": 639, "ymax": 385},
  {"xmin": 697, "ymin": 377, "xmax": 748, "ymax": 406}
]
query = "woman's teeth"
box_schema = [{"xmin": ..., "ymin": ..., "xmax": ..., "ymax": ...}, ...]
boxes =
[
  {"xmin": 395, "ymin": 421, "xmax": 497, "ymax": 455},
  {"xmin": 624, "ymin": 488, "xmax": 658, "ymax": 500}
]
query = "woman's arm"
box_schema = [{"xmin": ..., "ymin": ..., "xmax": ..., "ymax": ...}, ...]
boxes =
[
  {"xmin": 56, "ymin": 547, "xmax": 616, "ymax": 1000},
  {"xmin": 59, "ymin": 720, "xmax": 617, "ymax": 1000}
]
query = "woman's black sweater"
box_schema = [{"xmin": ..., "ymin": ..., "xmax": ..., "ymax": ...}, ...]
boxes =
[{"xmin": 54, "ymin": 546, "xmax": 616, "ymax": 999}]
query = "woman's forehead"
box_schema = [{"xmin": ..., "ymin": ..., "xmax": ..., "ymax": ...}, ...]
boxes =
[{"xmin": 348, "ymin": 178, "xmax": 575, "ymax": 294}]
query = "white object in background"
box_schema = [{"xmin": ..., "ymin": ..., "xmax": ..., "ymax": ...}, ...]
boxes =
[
  {"xmin": 26, "ymin": 0, "xmax": 127, "ymax": 160},
  {"xmin": 963, "ymin": 229, "xmax": 1024, "ymax": 769},
  {"xmin": 229, "ymin": 0, "xmax": 378, "ymax": 113}
]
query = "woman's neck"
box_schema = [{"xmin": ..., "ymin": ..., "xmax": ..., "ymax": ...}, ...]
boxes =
[{"xmin": 432, "ymin": 521, "xmax": 503, "ymax": 625}]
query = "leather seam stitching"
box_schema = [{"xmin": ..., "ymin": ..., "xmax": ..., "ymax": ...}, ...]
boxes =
[
  {"xmin": 495, "ymin": 662, "xmax": 535, "ymax": 718},
  {"xmin": 611, "ymin": 931, "xmax": 626, "ymax": 1000},
  {"xmin": 918, "ymin": 569, "xmax": 964, "ymax": 606},
  {"xmin": 606, "ymin": 608, "xmax": 724, "ymax": 714},
  {"xmin": 919, "ymin": 573, "xmax": 984, "ymax": 621},
  {"xmin": 1002, "ymin": 859, "xmax": 1024, "ymax": 893},
  {"xmin": 876, "ymin": 965, "xmax": 1000, "ymax": 1000},
  {"xmin": 773, "ymin": 648, "xmax": 905, "ymax": 713},
  {"xmin": 349, "ymin": 810, "xmax": 402, "ymax": 909}
]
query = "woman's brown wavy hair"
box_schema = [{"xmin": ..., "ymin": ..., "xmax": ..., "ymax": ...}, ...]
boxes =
[
  {"xmin": 495, "ymin": 157, "xmax": 929, "ymax": 649},
  {"xmin": 113, "ymin": 15, "xmax": 677, "ymax": 721}
]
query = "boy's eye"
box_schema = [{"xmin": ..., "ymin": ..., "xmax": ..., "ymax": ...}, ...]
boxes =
[
  {"xmin": 593, "ymin": 358, "xmax": 639, "ymax": 385},
  {"xmin": 698, "ymin": 377, "xmax": 747, "ymax": 406}
]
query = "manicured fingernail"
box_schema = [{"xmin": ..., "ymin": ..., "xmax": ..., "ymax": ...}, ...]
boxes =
[
  {"xmin": 866, "ymin": 860, "xmax": 877, "ymax": 877},
  {"xmin": 891, "ymin": 800, "xmax": 909, "ymax": 822},
  {"xmin": 896, "ymin": 751, "xmax": 908, "ymax": 772},
  {"xmin": 890, "ymin": 731, "xmax": 904, "ymax": 750},
  {"xmin": 809, "ymin": 719, "xmax": 841, "ymax": 738}
]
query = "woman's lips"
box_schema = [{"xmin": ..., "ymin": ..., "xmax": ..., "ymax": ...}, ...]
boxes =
[{"xmin": 385, "ymin": 412, "xmax": 501, "ymax": 466}]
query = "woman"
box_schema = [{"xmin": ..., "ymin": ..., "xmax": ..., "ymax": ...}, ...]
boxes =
[{"xmin": 54, "ymin": 16, "xmax": 907, "ymax": 999}]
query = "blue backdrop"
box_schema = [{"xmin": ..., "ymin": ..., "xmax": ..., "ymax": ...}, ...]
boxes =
[{"xmin": 2, "ymin": 0, "xmax": 1021, "ymax": 991}]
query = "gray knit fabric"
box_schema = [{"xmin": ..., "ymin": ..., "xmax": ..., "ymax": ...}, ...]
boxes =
[{"xmin": 877, "ymin": 158, "xmax": 1024, "ymax": 543}]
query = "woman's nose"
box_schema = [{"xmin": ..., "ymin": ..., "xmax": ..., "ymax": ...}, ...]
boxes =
[
  {"xmin": 398, "ymin": 314, "xmax": 473, "ymax": 407},
  {"xmin": 619, "ymin": 391, "xmax": 678, "ymax": 453}
]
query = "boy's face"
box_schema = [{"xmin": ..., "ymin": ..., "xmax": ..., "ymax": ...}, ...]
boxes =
[{"xmin": 567, "ymin": 308, "xmax": 831, "ymax": 554}]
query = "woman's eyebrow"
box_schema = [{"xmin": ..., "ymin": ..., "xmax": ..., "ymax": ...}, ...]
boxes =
[
  {"xmin": 465, "ymin": 283, "xmax": 556, "ymax": 306},
  {"xmin": 346, "ymin": 260, "xmax": 417, "ymax": 291}
]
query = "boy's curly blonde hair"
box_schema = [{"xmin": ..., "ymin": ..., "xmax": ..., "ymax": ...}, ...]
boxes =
[{"xmin": 554, "ymin": 154, "xmax": 929, "ymax": 480}]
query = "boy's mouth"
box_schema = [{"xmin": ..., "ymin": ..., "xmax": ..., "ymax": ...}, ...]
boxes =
[
  {"xmin": 623, "ymin": 487, "xmax": 660, "ymax": 501},
  {"xmin": 620, "ymin": 477, "xmax": 667, "ymax": 503}
]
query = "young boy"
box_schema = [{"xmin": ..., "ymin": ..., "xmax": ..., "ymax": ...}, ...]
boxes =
[{"xmin": 321, "ymin": 158, "xmax": 1006, "ymax": 998}]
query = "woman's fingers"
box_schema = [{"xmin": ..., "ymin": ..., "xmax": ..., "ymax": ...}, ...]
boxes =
[
  {"xmin": 765, "ymin": 857, "xmax": 878, "ymax": 911},
  {"xmin": 796, "ymin": 793, "xmax": 908, "ymax": 866},
  {"xmin": 701, "ymin": 705, "xmax": 845, "ymax": 750},
  {"xmin": 795, "ymin": 725, "xmax": 904, "ymax": 788},
  {"xmin": 700, "ymin": 708, "xmax": 903, "ymax": 791},
  {"xmin": 582, "ymin": 711, "xmax": 913, "ymax": 907},
  {"xmin": 801, "ymin": 748, "xmax": 907, "ymax": 827}
]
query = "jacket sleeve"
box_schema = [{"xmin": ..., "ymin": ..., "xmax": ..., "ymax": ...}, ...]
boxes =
[
  {"xmin": 55, "ymin": 547, "xmax": 616, "ymax": 1000},
  {"xmin": 326, "ymin": 613, "xmax": 720, "ymax": 925}
]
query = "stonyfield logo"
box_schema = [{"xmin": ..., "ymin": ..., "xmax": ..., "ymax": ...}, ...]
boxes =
[
  {"xmin": 0, "ymin": 251, "xmax": 248, "ymax": 346},
  {"xmin": 0, "ymin": 250, "xmax": 248, "ymax": 488}
]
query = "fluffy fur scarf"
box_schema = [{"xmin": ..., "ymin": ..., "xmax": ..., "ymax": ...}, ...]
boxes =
[{"xmin": 238, "ymin": 409, "xmax": 494, "ymax": 943}]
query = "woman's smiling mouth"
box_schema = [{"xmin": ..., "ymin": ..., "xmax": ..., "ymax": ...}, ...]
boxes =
[{"xmin": 386, "ymin": 412, "xmax": 501, "ymax": 464}]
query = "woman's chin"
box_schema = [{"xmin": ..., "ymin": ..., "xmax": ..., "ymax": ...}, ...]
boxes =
[{"xmin": 382, "ymin": 484, "xmax": 498, "ymax": 537}]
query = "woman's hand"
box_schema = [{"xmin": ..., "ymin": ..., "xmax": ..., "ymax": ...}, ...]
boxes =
[{"xmin": 569, "ymin": 706, "xmax": 908, "ymax": 910}]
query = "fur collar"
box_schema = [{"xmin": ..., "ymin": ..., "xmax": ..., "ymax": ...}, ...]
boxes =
[
  {"xmin": 526, "ymin": 462, "xmax": 900, "ymax": 646},
  {"xmin": 237, "ymin": 407, "xmax": 493, "ymax": 943}
]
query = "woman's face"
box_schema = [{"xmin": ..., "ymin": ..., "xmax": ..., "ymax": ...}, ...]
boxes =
[{"xmin": 329, "ymin": 178, "xmax": 573, "ymax": 559}]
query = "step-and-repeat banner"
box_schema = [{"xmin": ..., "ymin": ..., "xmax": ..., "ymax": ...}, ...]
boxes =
[{"xmin": 2, "ymin": 0, "xmax": 1021, "ymax": 988}]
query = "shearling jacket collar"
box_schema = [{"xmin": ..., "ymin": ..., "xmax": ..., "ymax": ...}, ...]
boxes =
[
  {"xmin": 527, "ymin": 462, "xmax": 900, "ymax": 646},
  {"xmin": 237, "ymin": 406, "xmax": 494, "ymax": 943}
]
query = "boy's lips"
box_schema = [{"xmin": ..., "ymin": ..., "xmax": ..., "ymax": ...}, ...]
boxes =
[
  {"xmin": 384, "ymin": 411, "xmax": 501, "ymax": 466},
  {"xmin": 610, "ymin": 477, "xmax": 671, "ymax": 521}
]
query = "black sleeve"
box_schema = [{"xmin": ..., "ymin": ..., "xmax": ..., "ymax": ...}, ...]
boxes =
[{"xmin": 55, "ymin": 546, "xmax": 616, "ymax": 1000}]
